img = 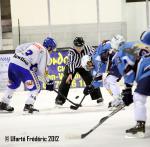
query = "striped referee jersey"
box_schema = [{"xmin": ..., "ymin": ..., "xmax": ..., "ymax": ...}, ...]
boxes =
[{"xmin": 67, "ymin": 45, "xmax": 95, "ymax": 73}]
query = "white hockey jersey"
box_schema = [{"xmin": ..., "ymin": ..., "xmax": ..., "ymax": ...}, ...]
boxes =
[{"xmin": 11, "ymin": 42, "xmax": 50, "ymax": 80}]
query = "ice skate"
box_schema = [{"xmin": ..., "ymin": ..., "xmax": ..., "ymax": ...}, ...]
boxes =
[
  {"xmin": 125, "ymin": 121, "xmax": 145, "ymax": 138},
  {"xmin": 55, "ymin": 99, "xmax": 65, "ymax": 108},
  {"xmin": 96, "ymin": 97, "xmax": 104, "ymax": 106},
  {"xmin": 0, "ymin": 102, "xmax": 14, "ymax": 112},
  {"xmin": 108, "ymin": 102, "xmax": 117, "ymax": 111},
  {"xmin": 23, "ymin": 104, "xmax": 39, "ymax": 114},
  {"xmin": 108, "ymin": 98, "xmax": 125, "ymax": 111},
  {"xmin": 107, "ymin": 102, "xmax": 122, "ymax": 111}
]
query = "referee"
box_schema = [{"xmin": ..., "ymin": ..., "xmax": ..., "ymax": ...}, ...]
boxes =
[{"xmin": 55, "ymin": 37, "xmax": 103, "ymax": 106}]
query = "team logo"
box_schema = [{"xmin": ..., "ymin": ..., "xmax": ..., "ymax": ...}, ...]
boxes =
[{"xmin": 25, "ymin": 80, "xmax": 35, "ymax": 89}]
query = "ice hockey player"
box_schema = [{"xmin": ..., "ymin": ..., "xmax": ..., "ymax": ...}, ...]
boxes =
[
  {"xmin": 0, "ymin": 37, "xmax": 56, "ymax": 113},
  {"xmin": 81, "ymin": 39, "xmax": 122, "ymax": 101},
  {"xmin": 108, "ymin": 38, "xmax": 149, "ymax": 108},
  {"xmin": 106, "ymin": 35, "xmax": 126, "ymax": 109},
  {"xmin": 108, "ymin": 41, "xmax": 136, "ymax": 109},
  {"xmin": 109, "ymin": 36, "xmax": 150, "ymax": 138},
  {"xmin": 81, "ymin": 40, "xmax": 111, "ymax": 95}
]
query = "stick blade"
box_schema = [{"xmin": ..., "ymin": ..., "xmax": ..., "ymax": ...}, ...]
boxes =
[
  {"xmin": 81, "ymin": 133, "xmax": 88, "ymax": 139},
  {"xmin": 70, "ymin": 105, "xmax": 78, "ymax": 110}
]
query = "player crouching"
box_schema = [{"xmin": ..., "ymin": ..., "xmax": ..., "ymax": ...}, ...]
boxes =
[
  {"xmin": 109, "ymin": 31, "xmax": 150, "ymax": 138},
  {"xmin": 0, "ymin": 37, "xmax": 56, "ymax": 113}
]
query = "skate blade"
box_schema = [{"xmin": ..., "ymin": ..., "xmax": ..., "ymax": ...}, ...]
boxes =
[
  {"xmin": 96, "ymin": 102, "xmax": 104, "ymax": 106},
  {"xmin": 108, "ymin": 107, "xmax": 125, "ymax": 111},
  {"xmin": 54, "ymin": 105, "xmax": 69, "ymax": 109},
  {"xmin": 125, "ymin": 132, "xmax": 145, "ymax": 139},
  {"xmin": 22, "ymin": 110, "xmax": 39, "ymax": 115},
  {"xmin": 108, "ymin": 107, "xmax": 116, "ymax": 111},
  {"xmin": 0, "ymin": 110, "xmax": 14, "ymax": 113}
]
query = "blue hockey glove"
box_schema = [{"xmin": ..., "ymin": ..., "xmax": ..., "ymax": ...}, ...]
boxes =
[{"xmin": 30, "ymin": 64, "xmax": 38, "ymax": 72}]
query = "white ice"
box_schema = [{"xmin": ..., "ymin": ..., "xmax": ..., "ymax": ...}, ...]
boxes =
[{"xmin": 0, "ymin": 87, "xmax": 150, "ymax": 147}]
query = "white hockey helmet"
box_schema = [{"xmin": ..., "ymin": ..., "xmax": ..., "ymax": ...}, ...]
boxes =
[
  {"xmin": 81, "ymin": 55, "xmax": 92, "ymax": 71},
  {"xmin": 110, "ymin": 34, "xmax": 125, "ymax": 49}
]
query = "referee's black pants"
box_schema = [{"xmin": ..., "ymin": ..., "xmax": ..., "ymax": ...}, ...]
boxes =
[{"xmin": 55, "ymin": 66, "xmax": 103, "ymax": 104}]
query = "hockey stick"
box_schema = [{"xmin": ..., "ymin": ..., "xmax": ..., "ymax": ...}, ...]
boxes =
[
  {"xmin": 66, "ymin": 105, "xmax": 125, "ymax": 139},
  {"xmin": 37, "ymin": 76, "xmax": 80, "ymax": 107},
  {"xmin": 69, "ymin": 71, "xmax": 102, "ymax": 110},
  {"xmin": 53, "ymin": 89, "xmax": 81, "ymax": 107},
  {"xmin": 81, "ymin": 105, "xmax": 124, "ymax": 138},
  {"xmin": 70, "ymin": 95, "xmax": 86, "ymax": 110},
  {"xmin": 81, "ymin": 105, "xmax": 125, "ymax": 138}
]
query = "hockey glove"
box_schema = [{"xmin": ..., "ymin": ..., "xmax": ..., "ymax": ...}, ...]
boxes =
[
  {"xmin": 46, "ymin": 80, "xmax": 54, "ymax": 91},
  {"xmin": 83, "ymin": 85, "xmax": 95, "ymax": 96},
  {"xmin": 121, "ymin": 88, "xmax": 133, "ymax": 106},
  {"xmin": 109, "ymin": 87, "xmax": 133, "ymax": 108}
]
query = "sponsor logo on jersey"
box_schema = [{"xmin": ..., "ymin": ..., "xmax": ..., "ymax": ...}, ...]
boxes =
[{"xmin": 25, "ymin": 80, "xmax": 35, "ymax": 89}]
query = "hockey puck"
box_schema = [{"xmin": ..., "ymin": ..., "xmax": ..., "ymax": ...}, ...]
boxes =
[{"xmin": 75, "ymin": 96, "xmax": 79, "ymax": 99}]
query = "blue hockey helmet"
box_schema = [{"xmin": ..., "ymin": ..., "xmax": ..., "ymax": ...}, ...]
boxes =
[
  {"xmin": 43, "ymin": 37, "xmax": 56, "ymax": 51},
  {"xmin": 95, "ymin": 41, "xmax": 112, "ymax": 62},
  {"xmin": 140, "ymin": 31, "xmax": 150, "ymax": 45},
  {"xmin": 97, "ymin": 40, "xmax": 112, "ymax": 55}
]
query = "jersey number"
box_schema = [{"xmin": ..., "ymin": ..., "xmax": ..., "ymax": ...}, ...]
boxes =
[{"xmin": 25, "ymin": 50, "xmax": 33, "ymax": 56}]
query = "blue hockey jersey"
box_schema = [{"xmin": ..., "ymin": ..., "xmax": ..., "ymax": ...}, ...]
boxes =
[
  {"xmin": 113, "ymin": 41, "xmax": 150, "ymax": 85},
  {"xmin": 90, "ymin": 41, "xmax": 112, "ymax": 88},
  {"xmin": 136, "ymin": 54, "xmax": 150, "ymax": 82}
]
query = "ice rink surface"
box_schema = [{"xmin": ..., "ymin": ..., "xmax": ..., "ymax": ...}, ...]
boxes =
[{"xmin": 0, "ymin": 88, "xmax": 150, "ymax": 147}]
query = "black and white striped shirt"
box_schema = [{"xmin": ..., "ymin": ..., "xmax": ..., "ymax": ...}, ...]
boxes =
[{"xmin": 67, "ymin": 45, "xmax": 95, "ymax": 73}]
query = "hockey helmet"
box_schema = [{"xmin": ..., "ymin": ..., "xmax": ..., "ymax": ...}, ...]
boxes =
[
  {"xmin": 98, "ymin": 40, "xmax": 112, "ymax": 55},
  {"xmin": 43, "ymin": 37, "xmax": 56, "ymax": 51},
  {"xmin": 73, "ymin": 37, "xmax": 85, "ymax": 47},
  {"xmin": 140, "ymin": 31, "xmax": 150, "ymax": 46},
  {"xmin": 110, "ymin": 34, "xmax": 125, "ymax": 49}
]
